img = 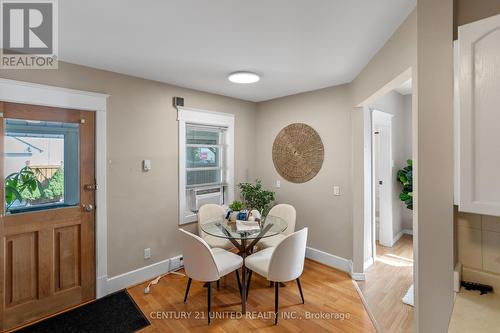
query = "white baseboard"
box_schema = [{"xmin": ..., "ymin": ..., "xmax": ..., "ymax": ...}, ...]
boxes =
[
  {"xmin": 391, "ymin": 229, "xmax": 413, "ymax": 247},
  {"xmin": 305, "ymin": 246, "xmax": 365, "ymax": 280},
  {"xmin": 364, "ymin": 257, "xmax": 374, "ymax": 271},
  {"xmin": 104, "ymin": 255, "xmax": 181, "ymax": 295},
  {"xmin": 454, "ymin": 262, "xmax": 462, "ymax": 293},
  {"xmin": 306, "ymin": 246, "xmax": 351, "ymax": 273}
]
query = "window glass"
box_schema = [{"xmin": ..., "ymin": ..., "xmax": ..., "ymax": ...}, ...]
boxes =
[
  {"xmin": 186, "ymin": 127, "xmax": 220, "ymax": 145},
  {"xmin": 186, "ymin": 147, "xmax": 219, "ymax": 168},
  {"xmin": 4, "ymin": 119, "xmax": 80, "ymax": 214},
  {"xmin": 187, "ymin": 169, "xmax": 221, "ymax": 186},
  {"xmin": 185, "ymin": 125, "xmax": 225, "ymax": 187}
]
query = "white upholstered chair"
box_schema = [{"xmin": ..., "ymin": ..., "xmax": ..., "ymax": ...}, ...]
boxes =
[
  {"xmin": 258, "ymin": 204, "xmax": 296, "ymax": 249},
  {"xmin": 198, "ymin": 204, "xmax": 235, "ymax": 250},
  {"xmin": 245, "ymin": 228, "xmax": 308, "ymax": 325},
  {"xmin": 179, "ymin": 229, "xmax": 243, "ymax": 324}
]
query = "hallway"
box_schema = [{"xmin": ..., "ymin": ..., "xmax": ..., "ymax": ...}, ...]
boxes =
[{"xmin": 356, "ymin": 235, "xmax": 414, "ymax": 333}]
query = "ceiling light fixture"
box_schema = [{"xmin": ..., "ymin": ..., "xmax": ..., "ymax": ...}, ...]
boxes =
[{"xmin": 228, "ymin": 71, "xmax": 260, "ymax": 84}]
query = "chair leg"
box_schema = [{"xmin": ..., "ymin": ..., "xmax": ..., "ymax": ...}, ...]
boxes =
[
  {"xmin": 235, "ymin": 270, "xmax": 242, "ymax": 295},
  {"xmin": 296, "ymin": 277, "xmax": 305, "ymax": 304},
  {"xmin": 183, "ymin": 278, "xmax": 192, "ymax": 304},
  {"xmin": 207, "ymin": 282, "xmax": 211, "ymax": 325},
  {"xmin": 269, "ymin": 281, "xmax": 274, "ymax": 288},
  {"xmin": 274, "ymin": 282, "xmax": 279, "ymax": 325},
  {"xmin": 246, "ymin": 271, "xmax": 253, "ymax": 299},
  {"xmin": 217, "ymin": 279, "xmax": 220, "ymax": 289}
]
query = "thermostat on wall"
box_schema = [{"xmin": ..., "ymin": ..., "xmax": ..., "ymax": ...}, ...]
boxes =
[{"xmin": 143, "ymin": 159, "xmax": 152, "ymax": 171}]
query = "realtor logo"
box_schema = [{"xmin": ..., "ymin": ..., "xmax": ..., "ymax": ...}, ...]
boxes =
[{"xmin": 1, "ymin": 0, "xmax": 58, "ymax": 68}]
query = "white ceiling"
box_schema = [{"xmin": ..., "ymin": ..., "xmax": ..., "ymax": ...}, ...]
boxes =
[{"xmin": 60, "ymin": 0, "xmax": 416, "ymax": 102}]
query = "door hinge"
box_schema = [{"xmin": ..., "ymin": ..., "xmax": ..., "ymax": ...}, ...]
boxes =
[{"xmin": 84, "ymin": 184, "xmax": 99, "ymax": 191}]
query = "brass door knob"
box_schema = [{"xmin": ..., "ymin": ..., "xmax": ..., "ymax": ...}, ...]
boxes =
[{"xmin": 83, "ymin": 204, "xmax": 94, "ymax": 212}]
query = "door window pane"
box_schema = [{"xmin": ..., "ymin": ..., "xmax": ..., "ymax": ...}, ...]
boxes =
[{"xmin": 4, "ymin": 119, "xmax": 80, "ymax": 214}]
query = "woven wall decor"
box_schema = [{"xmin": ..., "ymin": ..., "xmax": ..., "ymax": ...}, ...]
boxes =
[{"xmin": 272, "ymin": 123, "xmax": 324, "ymax": 183}]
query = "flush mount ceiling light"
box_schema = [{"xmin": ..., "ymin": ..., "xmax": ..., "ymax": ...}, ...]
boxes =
[{"xmin": 228, "ymin": 71, "xmax": 260, "ymax": 84}]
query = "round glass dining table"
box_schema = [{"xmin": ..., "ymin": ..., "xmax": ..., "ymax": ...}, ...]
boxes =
[{"xmin": 200, "ymin": 215, "xmax": 288, "ymax": 312}]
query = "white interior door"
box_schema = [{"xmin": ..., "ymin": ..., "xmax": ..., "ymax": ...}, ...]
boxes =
[{"xmin": 373, "ymin": 111, "xmax": 393, "ymax": 247}]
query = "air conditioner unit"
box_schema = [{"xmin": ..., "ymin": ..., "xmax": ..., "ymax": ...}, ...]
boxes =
[{"xmin": 188, "ymin": 186, "xmax": 223, "ymax": 212}]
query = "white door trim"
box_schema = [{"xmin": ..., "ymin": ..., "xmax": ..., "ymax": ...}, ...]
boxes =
[{"xmin": 0, "ymin": 78, "xmax": 109, "ymax": 298}]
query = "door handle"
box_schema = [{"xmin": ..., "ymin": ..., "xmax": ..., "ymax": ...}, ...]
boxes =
[{"xmin": 82, "ymin": 204, "xmax": 94, "ymax": 212}]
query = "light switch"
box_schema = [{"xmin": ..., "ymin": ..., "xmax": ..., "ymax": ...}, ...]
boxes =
[
  {"xmin": 333, "ymin": 186, "xmax": 341, "ymax": 196},
  {"xmin": 143, "ymin": 159, "xmax": 151, "ymax": 171},
  {"xmin": 276, "ymin": 180, "xmax": 281, "ymax": 188}
]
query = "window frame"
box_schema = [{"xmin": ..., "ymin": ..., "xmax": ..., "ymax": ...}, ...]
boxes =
[{"xmin": 178, "ymin": 107, "xmax": 234, "ymax": 225}]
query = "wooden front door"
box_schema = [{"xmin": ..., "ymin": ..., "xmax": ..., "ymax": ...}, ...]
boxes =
[{"xmin": 0, "ymin": 102, "xmax": 96, "ymax": 331}]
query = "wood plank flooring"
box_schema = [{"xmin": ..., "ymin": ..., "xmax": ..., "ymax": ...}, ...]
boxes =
[
  {"xmin": 128, "ymin": 259, "xmax": 376, "ymax": 332},
  {"xmin": 356, "ymin": 234, "xmax": 414, "ymax": 333}
]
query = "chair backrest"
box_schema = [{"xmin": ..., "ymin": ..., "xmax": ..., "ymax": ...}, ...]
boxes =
[
  {"xmin": 268, "ymin": 228, "xmax": 308, "ymax": 282},
  {"xmin": 268, "ymin": 204, "xmax": 296, "ymax": 235},
  {"xmin": 178, "ymin": 229, "xmax": 220, "ymax": 282},
  {"xmin": 198, "ymin": 204, "xmax": 225, "ymax": 238}
]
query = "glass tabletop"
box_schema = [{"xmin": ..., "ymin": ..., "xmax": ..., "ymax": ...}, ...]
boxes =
[{"xmin": 200, "ymin": 215, "xmax": 288, "ymax": 240}]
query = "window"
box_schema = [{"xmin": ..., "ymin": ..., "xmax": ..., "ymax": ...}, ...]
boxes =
[
  {"xmin": 4, "ymin": 119, "xmax": 80, "ymax": 214},
  {"xmin": 186, "ymin": 125, "xmax": 225, "ymax": 187},
  {"xmin": 178, "ymin": 108, "xmax": 234, "ymax": 224}
]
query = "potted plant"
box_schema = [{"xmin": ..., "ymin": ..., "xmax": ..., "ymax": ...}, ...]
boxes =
[
  {"xmin": 228, "ymin": 200, "xmax": 244, "ymax": 222},
  {"xmin": 238, "ymin": 179, "xmax": 275, "ymax": 218},
  {"xmin": 397, "ymin": 159, "xmax": 413, "ymax": 210}
]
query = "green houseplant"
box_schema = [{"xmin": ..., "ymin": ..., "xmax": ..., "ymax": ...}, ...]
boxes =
[
  {"xmin": 229, "ymin": 200, "xmax": 244, "ymax": 211},
  {"xmin": 397, "ymin": 159, "xmax": 413, "ymax": 210},
  {"xmin": 5, "ymin": 166, "xmax": 42, "ymax": 209},
  {"xmin": 238, "ymin": 179, "xmax": 275, "ymax": 217}
]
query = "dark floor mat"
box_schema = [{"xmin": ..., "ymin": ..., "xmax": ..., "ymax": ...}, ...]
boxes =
[{"xmin": 16, "ymin": 290, "xmax": 150, "ymax": 333}]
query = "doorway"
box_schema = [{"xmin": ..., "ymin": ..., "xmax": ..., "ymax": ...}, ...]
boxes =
[
  {"xmin": 0, "ymin": 102, "xmax": 96, "ymax": 331},
  {"xmin": 357, "ymin": 83, "xmax": 414, "ymax": 333}
]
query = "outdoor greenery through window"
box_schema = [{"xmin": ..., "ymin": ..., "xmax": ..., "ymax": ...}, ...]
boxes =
[
  {"xmin": 4, "ymin": 119, "xmax": 80, "ymax": 214},
  {"xmin": 186, "ymin": 125, "xmax": 226, "ymax": 187}
]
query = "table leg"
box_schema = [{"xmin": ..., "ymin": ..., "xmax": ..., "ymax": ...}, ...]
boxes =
[{"xmin": 241, "ymin": 238, "xmax": 247, "ymax": 313}]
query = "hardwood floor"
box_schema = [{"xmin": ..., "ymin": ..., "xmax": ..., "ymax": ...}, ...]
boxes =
[
  {"xmin": 356, "ymin": 234, "xmax": 414, "ymax": 333},
  {"xmin": 128, "ymin": 259, "xmax": 376, "ymax": 332}
]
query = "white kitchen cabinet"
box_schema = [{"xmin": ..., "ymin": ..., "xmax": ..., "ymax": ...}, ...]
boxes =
[{"xmin": 458, "ymin": 14, "xmax": 500, "ymax": 216}]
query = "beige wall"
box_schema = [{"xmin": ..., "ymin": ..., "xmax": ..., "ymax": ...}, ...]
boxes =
[
  {"xmin": 350, "ymin": 11, "xmax": 417, "ymax": 107},
  {"xmin": 350, "ymin": 9, "xmax": 416, "ymax": 274},
  {"xmin": 455, "ymin": 212, "xmax": 500, "ymax": 275},
  {"xmin": 255, "ymin": 85, "xmax": 353, "ymax": 259},
  {"xmin": 415, "ymin": 1, "xmax": 454, "ymax": 332},
  {"xmin": 0, "ymin": 62, "xmax": 257, "ymax": 277}
]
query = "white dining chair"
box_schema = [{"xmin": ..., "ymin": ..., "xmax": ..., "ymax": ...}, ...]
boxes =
[
  {"xmin": 245, "ymin": 227, "xmax": 308, "ymax": 325},
  {"xmin": 198, "ymin": 204, "xmax": 235, "ymax": 250},
  {"xmin": 179, "ymin": 229, "xmax": 243, "ymax": 324},
  {"xmin": 258, "ymin": 204, "xmax": 296, "ymax": 249}
]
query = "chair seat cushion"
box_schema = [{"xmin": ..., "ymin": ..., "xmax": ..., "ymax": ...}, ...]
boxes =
[
  {"xmin": 245, "ymin": 247, "xmax": 275, "ymax": 279},
  {"xmin": 203, "ymin": 234, "xmax": 236, "ymax": 250},
  {"xmin": 258, "ymin": 234, "xmax": 286, "ymax": 249},
  {"xmin": 213, "ymin": 248, "xmax": 243, "ymax": 277}
]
